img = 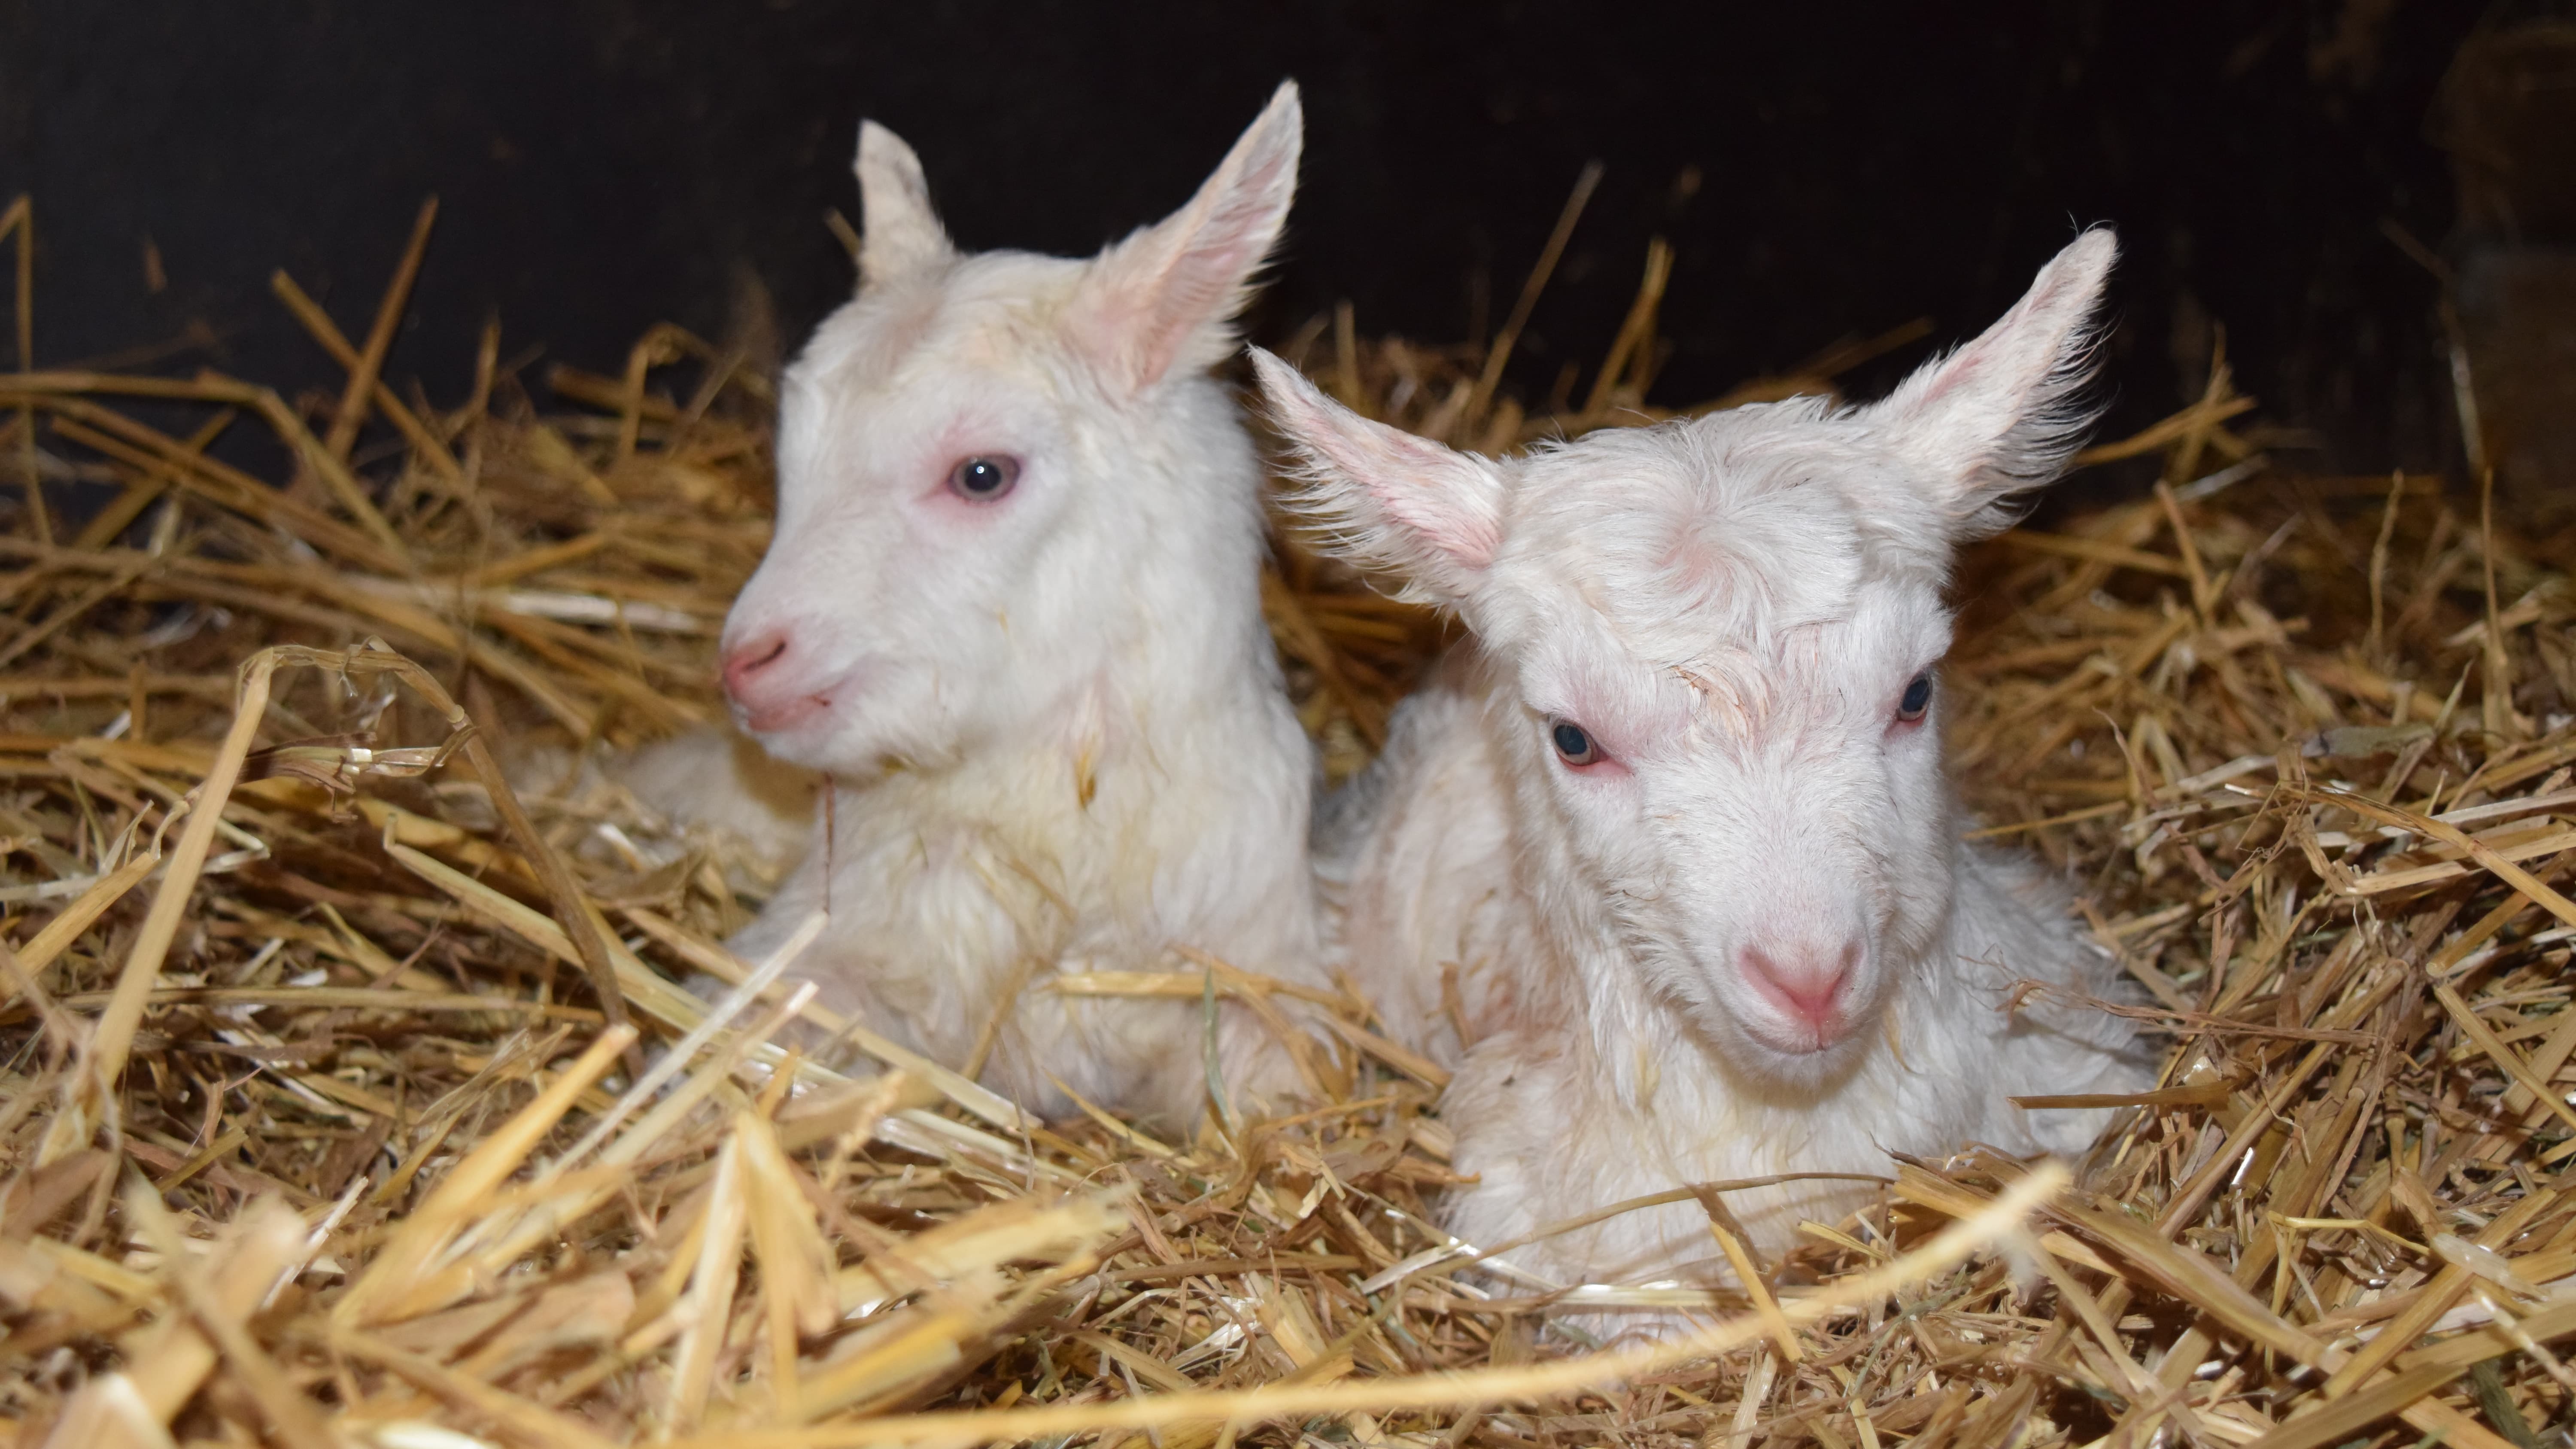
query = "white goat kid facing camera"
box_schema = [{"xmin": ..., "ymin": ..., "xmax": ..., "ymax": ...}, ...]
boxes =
[
  {"xmin": 1256, "ymin": 229, "xmax": 2154, "ymax": 1300},
  {"xmin": 701, "ymin": 82, "xmax": 1327, "ymax": 1129}
]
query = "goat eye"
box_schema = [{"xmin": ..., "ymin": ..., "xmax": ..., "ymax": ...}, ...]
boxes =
[
  {"xmin": 947, "ymin": 455, "xmax": 1020, "ymax": 501},
  {"xmin": 1896, "ymin": 672, "xmax": 1934, "ymax": 722},
  {"xmin": 1549, "ymin": 720, "xmax": 1601, "ymax": 766}
]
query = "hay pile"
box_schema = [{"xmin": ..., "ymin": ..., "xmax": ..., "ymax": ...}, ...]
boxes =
[{"xmin": 2, "ymin": 191, "xmax": 2573, "ymax": 1449}]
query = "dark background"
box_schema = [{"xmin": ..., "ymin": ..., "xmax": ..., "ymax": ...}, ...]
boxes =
[{"xmin": 0, "ymin": 1, "xmax": 2501, "ymax": 476}]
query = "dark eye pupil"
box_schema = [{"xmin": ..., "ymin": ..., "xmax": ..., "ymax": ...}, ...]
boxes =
[
  {"xmin": 1901, "ymin": 675, "xmax": 1933, "ymax": 715},
  {"xmin": 1552, "ymin": 722, "xmax": 1592, "ymax": 759},
  {"xmin": 960, "ymin": 460, "xmax": 1003, "ymax": 493}
]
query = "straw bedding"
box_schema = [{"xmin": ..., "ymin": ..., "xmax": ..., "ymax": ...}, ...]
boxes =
[{"xmin": 2, "ymin": 189, "xmax": 2574, "ymax": 1449}]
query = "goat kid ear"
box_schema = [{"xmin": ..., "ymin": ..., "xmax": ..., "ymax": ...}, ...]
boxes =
[
  {"xmin": 1250, "ymin": 348, "xmax": 1507, "ymax": 606},
  {"xmin": 1869, "ymin": 228, "xmax": 2117, "ymax": 539},
  {"xmin": 853, "ymin": 121, "xmax": 955, "ymax": 289},
  {"xmin": 1069, "ymin": 81, "xmax": 1303, "ymax": 395}
]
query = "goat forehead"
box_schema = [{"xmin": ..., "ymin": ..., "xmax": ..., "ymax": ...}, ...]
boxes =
[
  {"xmin": 793, "ymin": 288, "xmax": 942, "ymax": 399},
  {"xmin": 791, "ymin": 253, "xmax": 1084, "ymax": 406},
  {"xmin": 1502, "ymin": 408, "xmax": 1939, "ymax": 656}
]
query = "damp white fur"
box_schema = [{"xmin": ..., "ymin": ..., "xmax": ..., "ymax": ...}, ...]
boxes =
[{"xmin": 1261, "ymin": 230, "xmax": 2154, "ymax": 1303}]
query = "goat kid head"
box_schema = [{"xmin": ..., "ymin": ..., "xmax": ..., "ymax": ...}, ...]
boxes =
[
  {"xmin": 722, "ymin": 84, "xmax": 1302, "ymax": 775},
  {"xmin": 1258, "ymin": 230, "xmax": 2115, "ymax": 1088}
]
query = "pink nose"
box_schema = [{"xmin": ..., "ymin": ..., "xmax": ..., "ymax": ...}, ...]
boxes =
[
  {"xmin": 1742, "ymin": 940, "xmax": 1859, "ymax": 1041},
  {"xmin": 721, "ymin": 629, "xmax": 832, "ymax": 733},
  {"xmin": 722, "ymin": 630, "xmax": 792, "ymax": 705}
]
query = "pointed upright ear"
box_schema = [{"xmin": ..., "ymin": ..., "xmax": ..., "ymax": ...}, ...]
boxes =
[
  {"xmin": 1250, "ymin": 348, "xmax": 1508, "ymax": 606},
  {"xmin": 1069, "ymin": 82, "xmax": 1303, "ymax": 394},
  {"xmin": 1868, "ymin": 228, "xmax": 2117, "ymax": 539},
  {"xmin": 854, "ymin": 121, "xmax": 954, "ymax": 288}
]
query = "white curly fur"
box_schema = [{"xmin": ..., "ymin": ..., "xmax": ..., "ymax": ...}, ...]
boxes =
[{"xmin": 1261, "ymin": 230, "xmax": 2153, "ymax": 1315}]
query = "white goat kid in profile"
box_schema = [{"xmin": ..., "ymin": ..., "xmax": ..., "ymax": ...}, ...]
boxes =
[
  {"xmin": 711, "ymin": 83, "xmax": 1326, "ymax": 1127},
  {"xmin": 1255, "ymin": 230, "xmax": 2152, "ymax": 1297}
]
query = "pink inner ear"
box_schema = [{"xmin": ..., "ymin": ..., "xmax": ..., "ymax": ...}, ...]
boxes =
[
  {"xmin": 1074, "ymin": 222, "xmax": 1256, "ymax": 392},
  {"xmin": 1381, "ymin": 487, "xmax": 1500, "ymax": 572},
  {"xmin": 1916, "ymin": 259, "xmax": 2086, "ymax": 410},
  {"xmin": 1370, "ymin": 434, "xmax": 1501, "ymax": 570},
  {"xmin": 1160, "ymin": 168, "xmax": 1291, "ymax": 324},
  {"xmin": 1075, "ymin": 105, "xmax": 1297, "ymax": 393},
  {"xmin": 1112, "ymin": 231, "xmax": 1252, "ymax": 380},
  {"xmin": 1256, "ymin": 346, "xmax": 1505, "ymax": 601},
  {"xmin": 1911, "ymin": 340, "xmax": 1987, "ymax": 408}
]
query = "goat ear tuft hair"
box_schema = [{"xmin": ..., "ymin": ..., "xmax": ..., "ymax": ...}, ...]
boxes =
[
  {"xmin": 1251, "ymin": 347, "xmax": 1507, "ymax": 608},
  {"xmin": 1868, "ymin": 228, "xmax": 2117, "ymax": 540}
]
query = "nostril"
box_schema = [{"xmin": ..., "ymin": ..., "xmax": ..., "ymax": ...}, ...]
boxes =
[{"xmin": 723, "ymin": 632, "xmax": 792, "ymax": 694}]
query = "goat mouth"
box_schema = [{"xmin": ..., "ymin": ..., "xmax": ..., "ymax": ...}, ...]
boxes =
[
  {"xmin": 732, "ymin": 661, "xmax": 864, "ymax": 737},
  {"xmin": 1757, "ymin": 1024, "xmax": 1843, "ymax": 1056},
  {"xmin": 1738, "ymin": 1008, "xmax": 1856, "ymax": 1057},
  {"xmin": 737, "ymin": 694, "xmax": 832, "ymax": 735}
]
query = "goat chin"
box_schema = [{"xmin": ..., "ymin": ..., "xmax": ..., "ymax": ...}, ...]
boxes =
[{"xmin": 724, "ymin": 658, "xmax": 1326, "ymax": 1132}]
